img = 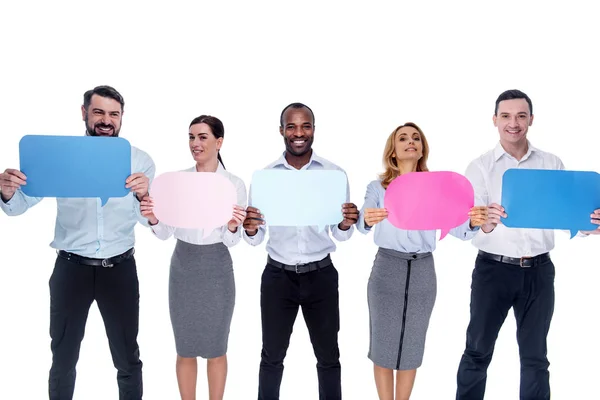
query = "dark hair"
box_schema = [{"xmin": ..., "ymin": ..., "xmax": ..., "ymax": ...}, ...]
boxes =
[
  {"xmin": 279, "ymin": 102, "xmax": 315, "ymax": 127},
  {"xmin": 83, "ymin": 85, "xmax": 125, "ymax": 112},
  {"xmin": 189, "ymin": 115, "xmax": 226, "ymax": 169},
  {"xmin": 494, "ymin": 89, "xmax": 533, "ymax": 115}
]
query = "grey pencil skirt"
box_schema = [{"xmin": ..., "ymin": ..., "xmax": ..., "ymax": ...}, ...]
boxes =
[
  {"xmin": 367, "ymin": 247, "xmax": 436, "ymax": 370},
  {"xmin": 169, "ymin": 240, "xmax": 235, "ymax": 359}
]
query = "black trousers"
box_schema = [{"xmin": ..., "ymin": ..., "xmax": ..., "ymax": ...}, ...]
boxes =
[
  {"xmin": 258, "ymin": 261, "xmax": 341, "ymax": 400},
  {"xmin": 456, "ymin": 255, "xmax": 555, "ymax": 400},
  {"xmin": 48, "ymin": 254, "xmax": 143, "ymax": 400}
]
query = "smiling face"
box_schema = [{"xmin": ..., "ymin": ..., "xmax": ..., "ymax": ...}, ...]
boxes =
[
  {"xmin": 189, "ymin": 122, "xmax": 222, "ymax": 164},
  {"xmin": 279, "ymin": 107, "xmax": 314, "ymax": 157},
  {"xmin": 392, "ymin": 125, "xmax": 423, "ymax": 162},
  {"xmin": 493, "ymin": 98, "xmax": 533, "ymax": 147},
  {"xmin": 81, "ymin": 94, "xmax": 123, "ymax": 137}
]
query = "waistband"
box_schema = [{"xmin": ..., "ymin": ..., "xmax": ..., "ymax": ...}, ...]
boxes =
[
  {"xmin": 477, "ymin": 250, "xmax": 550, "ymax": 268},
  {"xmin": 57, "ymin": 248, "xmax": 135, "ymax": 268},
  {"xmin": 377, "ymin": 247, "xmax": 432, "ymax": 260},
  {"xmin": 267, "ymin": 255, "xmax": 332, "ymax": 274}
]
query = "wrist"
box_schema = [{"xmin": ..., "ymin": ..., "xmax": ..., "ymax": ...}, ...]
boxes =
[
  {"xmin": 481, "ymin": 224, "xmax": 495, "ymax": 234},
  {"xmin": 228, "ymin": 224, "xmax": 238, "ymax": 233},
  {"xmin": 338, "ymin": 222, "xmax": 350, "ymax": 231}
]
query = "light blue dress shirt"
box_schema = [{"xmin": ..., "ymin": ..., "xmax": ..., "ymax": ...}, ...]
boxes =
[
  {"xmin": 357, "ymin": 179, "xmax": 478, "ymax": 253},
  {"xmin": 243, "ymin": 151, "xmax": 354, "ymax": 265},
  {"xmin": 0, "ymin": 146, "xmax": 155, "ymax": 259}
]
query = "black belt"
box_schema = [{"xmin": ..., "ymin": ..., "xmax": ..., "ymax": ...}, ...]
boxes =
[
  {"xmin": 267, "ymin": 255, "xmax": 332, "ymax": 274},
  {"xmin": 478, "ymin": 250, "xmax": 550, "ymax": 268},
  {"xmin": 57, "ymin": 248, "xmax": 135, "ymax": 268}
]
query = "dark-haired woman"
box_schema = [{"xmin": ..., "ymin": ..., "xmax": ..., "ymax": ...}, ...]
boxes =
[{"xmin": 141, "ymin": 115, "xmax": 246, "ymax": 400}]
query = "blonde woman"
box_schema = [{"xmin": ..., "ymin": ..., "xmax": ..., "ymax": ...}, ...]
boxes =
[{"xmin": 357, "ymin": 123, "xmax": 483, "ymax": 400}]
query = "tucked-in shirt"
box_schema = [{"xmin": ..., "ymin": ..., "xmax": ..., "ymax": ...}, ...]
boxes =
[
  {"xmin": 357, "ymin": 179, "xmax": 478, "ymax": 252},
  {"xmin": 466, "ymin": 141, "xmax": 565, "ymax": 258},
  {"xmin": 0, "ymin": 146, "xmax": 155, "ymax": 259},
  {"xmin": 150, "ymin": 163, "xmax": 247, "ymax": 246},
  {"xmin": 243, "ymin": 151, "xmax": 354, "ymax": 265}
]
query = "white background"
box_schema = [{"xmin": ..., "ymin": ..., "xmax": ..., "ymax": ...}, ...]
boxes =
[{"xmin": 1, "ymin": 1, "xmax": 598, "ymax": 399}]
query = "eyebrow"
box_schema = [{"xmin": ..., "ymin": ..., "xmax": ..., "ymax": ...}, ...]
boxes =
[{"xmin": 92, "ymin": 108, "xmax": 121, "ymax": 114}]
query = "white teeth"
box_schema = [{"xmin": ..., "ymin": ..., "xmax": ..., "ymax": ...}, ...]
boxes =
[{"xmin": 293, "ymin": 140, "xmax": 304, "ymax": 144}]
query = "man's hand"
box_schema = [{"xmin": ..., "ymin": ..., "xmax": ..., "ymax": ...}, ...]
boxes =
[
  {"xmin": 0, "ymin": 169, "xmax": 26, "ymax": 202},
  {"xmin": 580, "ymin": 209, "xmax": 600, "ymax": 235},
  {"xmin": 243, "ymin": 206, "xmax": 264, "ymax": 236},
  {"xmin": 474, "ymin": 203, "xmax": 506, "ymax": 233},
  {"xmin": 338, "ymin": 203, "xmax": 359, "ymax": 230},
  {"xmin": 126, "ymin": 173, "xmax": 150, "ymax": 201}
]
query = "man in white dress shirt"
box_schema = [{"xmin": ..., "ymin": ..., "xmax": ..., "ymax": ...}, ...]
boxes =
[
  {"xmin": 243, "ymin": 103, "xmax": 359, "ymax": 400},
  {"xmin": 455, "ymin": 89, "xmax": 600, "ymax": 400}
]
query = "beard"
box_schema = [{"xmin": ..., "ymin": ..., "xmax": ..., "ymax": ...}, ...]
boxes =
[{"xmin": 85, "ymin": 116, "xmax": 121, "ymax": 137}]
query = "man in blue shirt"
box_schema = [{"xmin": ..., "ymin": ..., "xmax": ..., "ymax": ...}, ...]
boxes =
[
  {"xmin": 243, "ymin": 103, "xmax": 359, "ymax": 400},
  {"xmin": 0, "ymin": 85, "xmax": 155, "ymax": 400}
]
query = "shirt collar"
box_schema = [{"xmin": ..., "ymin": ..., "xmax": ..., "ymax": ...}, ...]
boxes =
[
  {"xmin": 270, "ymin": 150, "xmax": 324, "ymax": 170},
  {"xmin": 493, "ymin": 140, "xmax": 538, "ymax": 162},
  {"xmin": 186, "ymin": 161, "xmax": 226, "ymax": 173}
]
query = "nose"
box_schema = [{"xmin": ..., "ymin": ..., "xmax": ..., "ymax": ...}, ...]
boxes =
[
  {"xmin": 101, "ymin": 114, "xmax": 111, "ymax": 125},
  {"xmin": 293, "ymin": 127, "xmax": 304, "ymax": 137}
]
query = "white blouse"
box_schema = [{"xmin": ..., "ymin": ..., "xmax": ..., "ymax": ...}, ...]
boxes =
[{"xmin": 150, "ymin": 163, "xmax": 247, "ymax": 246}]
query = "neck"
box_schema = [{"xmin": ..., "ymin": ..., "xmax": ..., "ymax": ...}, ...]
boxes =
[
  {"xmin": 285, "ymin": 149, "xmax": 313, "ymax": 170},
  {"xmin": 195, "ymin": 157, "xmax": 219, "ymax": 172},
  {"xmin": 500, "ymin": 138, "xmax": 529, "ymax": 161},
  {"xmin": 397, "ymin": 160, "xmax": 418, "ymax": 175}
]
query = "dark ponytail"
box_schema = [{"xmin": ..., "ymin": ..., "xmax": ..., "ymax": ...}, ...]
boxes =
[{"xmin": 189, "ymin": 115, "xmax": 226, "ymax": 169}]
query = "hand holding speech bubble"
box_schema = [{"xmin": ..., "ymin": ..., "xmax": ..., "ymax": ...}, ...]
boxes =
[
  {"xmin": 250, "ymin": 170, "xmax": 347, "ymax": 231},
  {"xmin": 19, "ymin": 135, "xmax": 131, "ymax": 206},
  {"xmin": 384, "ymin": 171, "xmax": 474, "ymax": 239},
  {"xmin": 501, "ymin": 169, "xmax": 600, "ymax": 238},
  {"xmin": 150, "ymin": 171, "xmax": 237, "ymax": 238}
]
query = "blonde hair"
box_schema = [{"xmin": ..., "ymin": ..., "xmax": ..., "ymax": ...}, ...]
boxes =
[{"xmin": 379, "ymin": 122, "xmax": 430, "ymax": 189}]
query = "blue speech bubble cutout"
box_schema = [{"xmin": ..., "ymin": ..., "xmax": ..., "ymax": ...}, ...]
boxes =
[
  {"xmin": 501, "ymin": 169, "xmax": 600, "ymax": 238},
  {"xmin": 19, "ymin": 135, "xmax": 131, "ymax": 206},
  {"xmin": 251, "ymin": 170, "xmax": 347, "ymax": 231}
]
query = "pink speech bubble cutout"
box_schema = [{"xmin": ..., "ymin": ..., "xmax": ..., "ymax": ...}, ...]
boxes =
[
  {"xmin": 151, "ymin": 172, "xmax": 237, "ymax": 238},
  {"xmin": 384, "ymin": 171, "xmax": 474, "ymax": 240}
]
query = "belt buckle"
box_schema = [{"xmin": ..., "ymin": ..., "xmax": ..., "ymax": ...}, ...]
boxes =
[
  {"xmin": 101, "ymin": 258, "xmax": 114, "ymax": 268},
  {"xmin": 294, "ymin": 262, "xmax": 306, "ymax": 274},
  {"xmin": 519, "ymin": 257, "xmax": 531, "ymax": 268}
]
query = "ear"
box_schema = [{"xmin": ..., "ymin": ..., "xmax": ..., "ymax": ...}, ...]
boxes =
[
  {"xmin": 279, "ymin": 126, "xmax": 284, "ymax": 136},
  {"xmin": 216, "ymin": 137, "xmax": 223, "ymax": 150},
  {"xmin": 492, "ymin": 114, "xmax": 497, "ymax": 127},
  {"xmin": 391, "ymin": 153, "xmax": 396, "ymax": 158},
  {"xmin": 81, "ymin": 105, "xmax": 87, "ymax": 121},
  {"xmin": 529, "ymin": 114, "xmax": 534, "ymax": 126}
]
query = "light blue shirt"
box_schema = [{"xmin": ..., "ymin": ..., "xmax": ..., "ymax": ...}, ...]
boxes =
[
  {"xmin": 357, "ymin": 179, "xmax": 478, "ymax": 253},
  {"xmin": 243, "ymin": 151, "xmax": 354, "ymax": 265},
  {"xmin": 0, "ymin": 146, "xmax": 155, "ymax": 259}
]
